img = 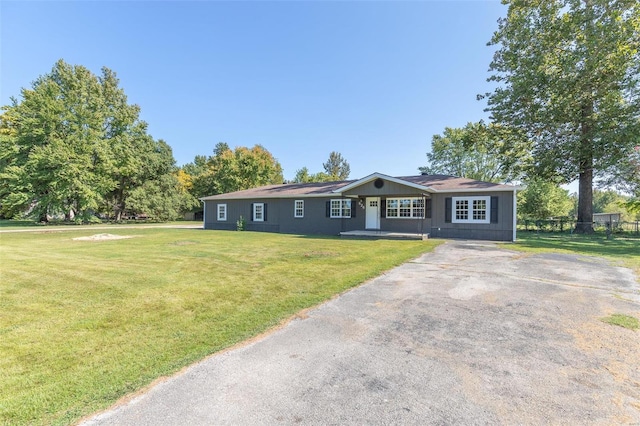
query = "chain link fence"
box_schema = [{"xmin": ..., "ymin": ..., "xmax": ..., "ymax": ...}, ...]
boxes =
[{"xmin": 518, "ymin": 218, "xmax": 640, "ymax": 236}]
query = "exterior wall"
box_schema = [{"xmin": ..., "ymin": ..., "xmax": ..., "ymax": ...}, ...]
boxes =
[
  {"xmin": 203, "ymin": 186, "xmax": 515, "ymax": 241},
  {"xmin": 344, "ymin": 178, "xmax": 431, "ymax": 235},
  {"xmin": 204, "ymin": 197, "xmax": 364, "ymax": 235},
  {"xmin": 429, "ymin": 191, "xmax": 514, "ymax": 241}
]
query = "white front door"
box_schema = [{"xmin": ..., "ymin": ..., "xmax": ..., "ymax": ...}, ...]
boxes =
[{"xmin": 366, "ymin": 197, "xmax": 380, "ymax": 230}]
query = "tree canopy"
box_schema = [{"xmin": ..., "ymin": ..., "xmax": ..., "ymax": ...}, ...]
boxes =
[
  {"xmin": 0, "ymin": 59, "xmax": 195, "ymax": 221},
  {"xmin": 322, "ymin": 151, "xmax": 351, "ymax": 181},
  {"xmin": 183, "ymin": 143, "xmax": 284, "ymax": 199},
  {"xmin": 293, "ymin": 152, "xmax": 351, "ymax": 183},
  {"xmin": 484, "ymin": 0, "xmax": 640, "ymax": 232},
  {"xmin": 419, "ymin": 121, "xmax": 520, "ymax": 183},
  {"xmin": 517, "ymin": 179, "xmax": 574, "ymax": 220}
]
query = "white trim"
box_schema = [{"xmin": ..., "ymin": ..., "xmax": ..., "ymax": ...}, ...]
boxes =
[
  {"xmin": 203, "ymin": 201, "xmax": 206, "ymax": 225},
  {"xmin": 385, "ymin": 197, "xmax": 425, "ymax": 219},
  {"xmin": 330, "ymin": 199, "xmax": 352, "ymax": 218},
  {"xmin": 365, "ymin": 197, "xmax": 380, "ymax": 229},
  {"xmin": 452, "ymin": 196, "xmax": 491, "ymax": 224},
  {"xmin": 335, "ymin": 172, "xmax": 431, "ymax": 193},
  {"xmin": 294, "ymin": 200, "xmax": 304, "ymax": 218},
  {"xmin": 253, "ymin": 203, "xmax": 265, "ymax": 222},
  {"xmin": 217, "ymin": 204, "xmax": 227, "ymax": 221}
]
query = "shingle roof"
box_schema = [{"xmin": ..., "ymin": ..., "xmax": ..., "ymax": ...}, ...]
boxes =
[
  {"xmin": 200, "ymin": 173, "xmax": 516, "ymax": 200},
  {"xmin": 200, "ymin": 180, "xmax": 354, "ymax": 200}
]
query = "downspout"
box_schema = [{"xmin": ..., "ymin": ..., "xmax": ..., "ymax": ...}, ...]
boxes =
[{"xmin": 512, "ymin": 188, "xmax": 517, "ymax": 242}]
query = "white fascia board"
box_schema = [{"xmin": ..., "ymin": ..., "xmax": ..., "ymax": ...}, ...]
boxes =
[
  {"xmin": 433, "ymin": 186, "xmax": 521, "ymax": 194},
  {"xmin": 335, "ymin": 172, "xmax": 431, "ymax": 193}
]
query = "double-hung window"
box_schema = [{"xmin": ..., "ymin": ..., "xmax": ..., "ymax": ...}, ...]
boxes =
[
  {"xmin": 253, "ymin": 203, "xmax": 265, "ymax": 222},
  {"xmin": 385, "ymin": 197, "xmax": 425, "ymax": 219},
  {"xmin": 452, "ymin": 196, "xmax": 490, "ymax": 224},
  {"xmin": 294, "ymin": 200, "xmax": 304, "ymax": 218},
  {"xmin": 217, "ymin": 204, "xmax": 227, "ymax": 221},
  {"xmin": 330, "ymin": 199, "xmax": 351, "ymax": 218}
]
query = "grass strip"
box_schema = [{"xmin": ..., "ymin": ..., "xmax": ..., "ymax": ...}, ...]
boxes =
[{"xmin": 600, "ymin": 314, "xmax": 640, "ymax": 330}]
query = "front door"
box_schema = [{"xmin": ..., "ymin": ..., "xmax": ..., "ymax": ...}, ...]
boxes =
[{"xmin": 366, "ymin": 197, "xmax": 380, "ymax": 230}]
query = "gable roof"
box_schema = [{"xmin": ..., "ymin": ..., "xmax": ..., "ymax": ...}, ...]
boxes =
[{"xmin": 200, "ymin": 173, "xmax": 517, "ymax": 201}]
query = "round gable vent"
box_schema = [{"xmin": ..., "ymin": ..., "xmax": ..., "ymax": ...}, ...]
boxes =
[{"xmin": 374, "ymin": 178, "xmax": 384, "ymax": 189}]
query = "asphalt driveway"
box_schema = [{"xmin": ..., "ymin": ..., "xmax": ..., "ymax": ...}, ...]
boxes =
[{"xmin": 83, "ymin": 240, "xmax": 640, "ymax": 425}]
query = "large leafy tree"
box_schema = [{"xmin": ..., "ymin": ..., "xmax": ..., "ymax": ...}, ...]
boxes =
[
  {"xmin": 0, "ymin": 59, "xmax": 168, "ymax": 221},
  {"xmin": 419, "ymin": 121, "xmax": 521, "ymax": 183},
  {"xmin": 484, "ymin": 0, "xmax": 640, "ymax": 233}
]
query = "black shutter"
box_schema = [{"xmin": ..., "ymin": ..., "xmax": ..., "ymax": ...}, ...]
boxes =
[
  {"xmin": 351, "ymin": 200, "xmax": 356, "ymax": 218},
  {"xmin": 381, "ymin": 199, "xmax": 386, "ymax": 218},
  {"xmin": 490, "ymin": 196, "xmax": 498, "ymax": 223},
  {"xmin": 425, "ymin": 199, "xmax": 432, "ymax": 219},
  {"xmin": 445, "ymin": 197, "xmax": 452, "ymax": 223},
  {"xmin": 326, "ymin": 201, "xmax": 330, "ymax": 217},
  {"xmin": 251, "ymin": 203, "xmax": 254, "ymax": 221},
  {"xmin": 263, "ymin": 203, "xmax": 268, "ymax": 222}
]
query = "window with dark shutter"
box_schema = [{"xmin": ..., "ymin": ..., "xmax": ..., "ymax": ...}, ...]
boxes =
[{"xmin": 445, "ymin": 198, "xmax": 452, "ymax": 223}]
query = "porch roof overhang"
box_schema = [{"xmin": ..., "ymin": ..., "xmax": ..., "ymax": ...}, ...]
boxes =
[{"xmin": 333, "ymin": 172, "xmax": 431, "ymax": 194}]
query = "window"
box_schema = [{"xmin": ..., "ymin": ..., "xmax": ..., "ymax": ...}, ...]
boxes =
[
  {"xmin": 217, "ymin": 204, "xmax": 227, "ymax": 221},
  {"xmin": 385, "ymin": 197, "xmax": 425, "ymax": 219},
  {"xmin": 253, "ymin": 203, "xmax": 264, "ymax": 222},
  {"xmin": 330, "ymin": 199, "xmax": 351, "ymax": 218},
  {"xmin": 294, "ymin": 200, "xmax": 304, "ymax": 218},
  {"xmin": 452, "ymin": 196, "xmax": 490, "ymax": 224}
]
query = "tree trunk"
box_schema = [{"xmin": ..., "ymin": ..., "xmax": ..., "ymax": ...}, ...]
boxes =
[
  {"xmin": 575, "ymin": 166, "xmax": 594, "ymax": 233},
  {"xmin": 575, "ymin": 100, "xmax": 594, "ymax": 234}
]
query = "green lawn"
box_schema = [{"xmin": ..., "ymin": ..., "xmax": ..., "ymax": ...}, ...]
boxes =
[
  {"xmin": 509, "ymin": 232, "xmax": 640, "ymax": 278},
  {"xmin": 0, "ymin": 228, "xmax": 441, "ymax": 425}
]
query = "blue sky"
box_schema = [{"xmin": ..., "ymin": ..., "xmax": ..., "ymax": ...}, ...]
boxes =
[{"xmin": 1, "ymin": 1, "xmax": 507, "ymax": 181}]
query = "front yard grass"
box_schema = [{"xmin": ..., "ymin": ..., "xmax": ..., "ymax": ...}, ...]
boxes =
[
  {"xmin": 510, "ymin": 232, "xmax": 640, "ymax": 279},
  {"xmin": 0, "ymin": 229, "xmax": 441, "ymax": 425}
]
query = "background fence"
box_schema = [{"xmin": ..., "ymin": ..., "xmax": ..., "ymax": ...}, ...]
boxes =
[{"xmin": 518, "ymin": 218, "xmax": 640, "ymax": 236}]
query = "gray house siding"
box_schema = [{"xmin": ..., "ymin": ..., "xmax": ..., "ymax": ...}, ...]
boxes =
[
  {"xmin": 429, "ymin": 191, "xmax": 514, "ymax": 241},
  {"xmin": 202, "ymin": 174, "xmax": 517, "ymax": 241},
  {"xmin": 204, "ymin": 197, "xmax": 364, "ymax": 235}
]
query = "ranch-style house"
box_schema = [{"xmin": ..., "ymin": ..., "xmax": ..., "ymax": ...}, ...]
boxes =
[{"xmin": 201, "ymin": 172, "xmax": 518, "ymax": 241}]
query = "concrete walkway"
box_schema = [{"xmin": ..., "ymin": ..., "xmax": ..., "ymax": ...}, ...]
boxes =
[{"xmin": 82, "ymin": 240, "xmax": 640, "ymax": 425}]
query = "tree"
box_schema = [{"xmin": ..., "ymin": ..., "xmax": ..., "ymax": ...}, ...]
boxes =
[
  {"xmin": 518, "ymin": 179, "xmax": 574, "ymax": 220},
  {"xmin": 0, "ymin": 59, "xmax": 171, "ymax": 221},
  {"xmin": 419, "ymin": 121, "xmax": 520, "ymax": 182},
  {"xmin": 323, "ymin": 151, "xmax": 350, "ymax": 180},
  {"xmin": 483, "ymin": 0, "xmax": 640, "ymax": 233},
  {"xmin": 292, "ymin": 167, "xmax": 330, "ymax": 183},
  {"xmin": 187, "ymin": 143, "xmax": 283, "ymax": 197},
  {"xmin": 127, "ymin": 173, "xmax": 198, "ymax": 221}
]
